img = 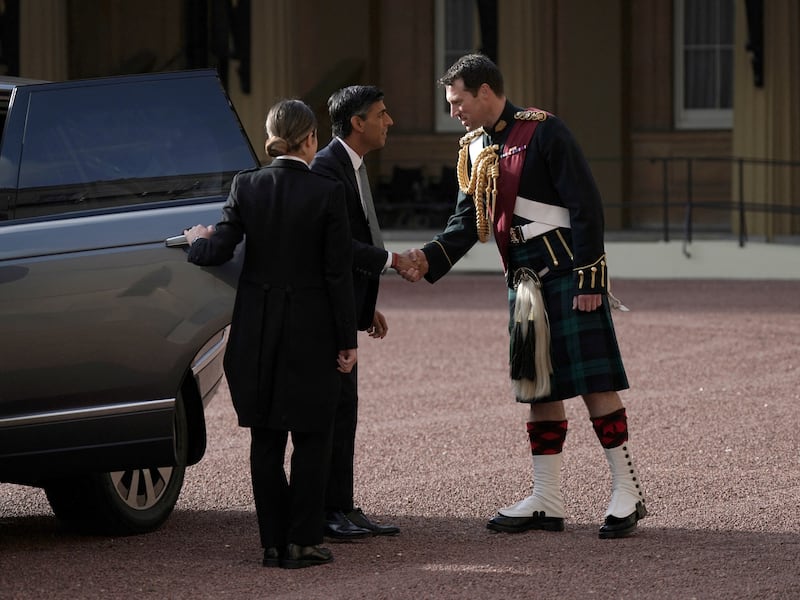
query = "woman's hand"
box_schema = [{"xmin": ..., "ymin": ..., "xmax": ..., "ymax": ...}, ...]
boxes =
[
  {"xmin": 183, "ymin": 224, "xmax": 214, "ymax": 245},
  {"xmin": 337, "ymin": 348, "xmax": 358, "ymax": 373}
]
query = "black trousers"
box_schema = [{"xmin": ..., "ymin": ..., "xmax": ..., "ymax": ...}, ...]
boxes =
[
  {"xmin": 250, "ymin": 425, "xmax": 333, "ymax": 549},
  {"xmin": 325, "ymin": 365, "xmax": 357, "ymax": 512}
]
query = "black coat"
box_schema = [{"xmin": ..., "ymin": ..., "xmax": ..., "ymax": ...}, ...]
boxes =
[
  {"xmin": 422, "ymin": 100, "xmax": 607, "ymax": 293},
  {"xmin": 311, "ymin": 139, "xmax": 388, "ymax": 331},
  {"xmin": 188, "ymin": 158, "xmax": 357, "ymax": 431}
]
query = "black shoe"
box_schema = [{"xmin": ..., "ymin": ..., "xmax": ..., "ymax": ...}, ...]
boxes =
[
  {"xmin": 262, "ymin": 546, "xmax": 281, "ymax": 568},
  {"xmin": 281, "ymin": 543, "xmax": 333, "ymax": 569},
  {"xmin": 324, "ymin": 510, "xmax": 371, "ymax": 539},
  {"xmin": 486, "ymin": 511, "xmax": 565, "ymax": 533},
  {"xmin": 346, "ymin": 508, "xmax": 400, "ymax": 536},
  {"xmin": 598, "ymin": 501, "xmax": 647, "ymax": 539}
]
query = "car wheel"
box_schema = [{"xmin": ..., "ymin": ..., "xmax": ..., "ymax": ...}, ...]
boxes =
[{"xmin": 44, "ymin": 392, "xmax": 189, "ymax": 535}]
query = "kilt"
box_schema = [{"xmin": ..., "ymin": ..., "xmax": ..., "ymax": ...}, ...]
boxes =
[{"xmin": 507, "ymin": 242, "xmax": 629, "ymax": 404}]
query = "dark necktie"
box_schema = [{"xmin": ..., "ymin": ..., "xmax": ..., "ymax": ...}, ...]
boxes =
[{"xmin": 357, "ymin": 162, "xmax": 384, "ymax": 249}]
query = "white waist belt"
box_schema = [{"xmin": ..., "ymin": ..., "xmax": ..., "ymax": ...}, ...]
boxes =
[{"xmin": 512, "ymin": 196, "xmax": 570, "ymax": 241}]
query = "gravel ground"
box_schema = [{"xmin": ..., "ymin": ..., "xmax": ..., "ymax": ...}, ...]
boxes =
[{"xmin": 2, "ymin": 275, "xmax": 799, "ymax": 599}]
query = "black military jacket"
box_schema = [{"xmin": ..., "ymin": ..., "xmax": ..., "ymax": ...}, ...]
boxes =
[{"xmin": 422, "ymin": 100, "xmax": 609, "ymax": 295}]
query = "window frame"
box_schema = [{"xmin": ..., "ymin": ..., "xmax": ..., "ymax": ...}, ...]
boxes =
[
  {"xmin": 434, "ymin": 0, "xmax": 478, "ymax": 133},
  {"xmin": 673, "ymin": 0, "xmax": 735, "ymax": 130}
]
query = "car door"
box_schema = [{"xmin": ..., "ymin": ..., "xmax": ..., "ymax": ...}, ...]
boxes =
[{"xmin": 0, "ymin": 71, "xmax": 258, "ymax": 476}]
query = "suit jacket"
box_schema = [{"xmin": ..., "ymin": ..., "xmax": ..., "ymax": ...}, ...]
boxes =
[
  {"xmin": 311, "ymin": 139, "xmax": 388, "ymax": 331},
  {"xmin": 188, "ymin": 158, "xmax": 357, "ymax": 431},
  {"xmin": 422, "ymin": 100, "xmax": 607, "ymax": 294}
]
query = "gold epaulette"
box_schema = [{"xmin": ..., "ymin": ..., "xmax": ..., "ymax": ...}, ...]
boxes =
[
  {"xmin": 574, "ymin": 254, "xmax": 607, "ymax": 291},
  {"xmin": 458, "ymin": 127, "xmax": 486, "ymax": 148},
  {"xmin": 514, "ymin": 110, "xmax": 547, "ymax": 122}
]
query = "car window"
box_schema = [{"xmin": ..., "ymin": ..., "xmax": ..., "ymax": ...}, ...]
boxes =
[{"xmin": 12, "ymin": 75, "xmax": 255, "ymax": 219}]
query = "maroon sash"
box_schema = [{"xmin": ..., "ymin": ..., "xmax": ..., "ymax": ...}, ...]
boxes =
[{"xmin": 493, "ymin": 110, "xmax": 544, "ymax": 269}]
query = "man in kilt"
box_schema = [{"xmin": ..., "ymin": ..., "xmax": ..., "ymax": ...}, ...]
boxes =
[{"xmin": 409, "ymin": 53, "xmax": 647, "ymax": 539}]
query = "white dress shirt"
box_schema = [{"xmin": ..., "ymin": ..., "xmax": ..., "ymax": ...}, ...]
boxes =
[{"xmin": 337, "ymin": 137, "xmax": 393, "ymax": 271}]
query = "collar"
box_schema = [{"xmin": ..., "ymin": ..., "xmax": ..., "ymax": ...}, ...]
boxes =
[
  {"xmin": 336, "ymin": 136, "xmax": 363, "ymax": 171},
  {"xmin": 274, "ymin": 155, "xmax": 310, "ymax": 168},
  {"xmin": 485, "ymin": 100, "xmax": 522, "ymax": 143}
]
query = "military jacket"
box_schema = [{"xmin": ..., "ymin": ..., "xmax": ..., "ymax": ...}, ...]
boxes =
[{"xmin": 422, "ymin": 100, "xmax": 609, "ymax": 294}]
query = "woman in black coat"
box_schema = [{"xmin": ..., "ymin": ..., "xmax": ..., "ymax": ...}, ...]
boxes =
[{"xmin": 185, "ymin": 99, "xmax": 357, "ymax": 569}]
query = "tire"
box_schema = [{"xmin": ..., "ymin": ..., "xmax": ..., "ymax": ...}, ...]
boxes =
[{"xmin": 44, "ymin": 392, "xmax": 189, "ymax": 535}]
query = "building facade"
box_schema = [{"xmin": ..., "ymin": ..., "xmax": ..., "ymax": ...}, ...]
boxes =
[{"xmin": 4, "ymin": 0, "xmax": 798, "ymax": 239}]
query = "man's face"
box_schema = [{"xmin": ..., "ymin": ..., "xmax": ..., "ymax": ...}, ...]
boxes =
[
  {"xmin": 356, "ymin": 100, "xmax": 394, "ymax": 152},
  {"xmin": 445, "ymin": 79, "xmax": 488, "ymax": 131}
]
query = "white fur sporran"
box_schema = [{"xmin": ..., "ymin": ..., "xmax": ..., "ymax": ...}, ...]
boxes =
[{"xmin": 511, "ymin": 269, "xmax": 553, "ymax": 400}]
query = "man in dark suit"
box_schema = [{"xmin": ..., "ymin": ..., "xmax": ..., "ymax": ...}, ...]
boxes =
[{"xmin": 311, "ymin": 86, "xmax": 417, "ymax": 538}]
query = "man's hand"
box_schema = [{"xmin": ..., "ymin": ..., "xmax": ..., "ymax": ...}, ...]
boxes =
[
  {"xmin": 366, "ymin": 310, "xmax": 388, "ymax": 339},
  {"xmin": 393, "ymin": 248, "xmax": 429, "ymax": 282},
  {"xmin": 573, "ymin": 294, "xmax": 602, "ymax": 312}
]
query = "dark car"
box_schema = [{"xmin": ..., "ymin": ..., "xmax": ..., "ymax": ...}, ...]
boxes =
[{"xmin": 0, "ymin": 70, "xmax": 259, "ymax": 534}]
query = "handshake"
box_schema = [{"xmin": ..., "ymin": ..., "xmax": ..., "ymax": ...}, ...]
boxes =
[{"xmin": 392, "ymin": 248, "xmax": 429, "ymax": 283}]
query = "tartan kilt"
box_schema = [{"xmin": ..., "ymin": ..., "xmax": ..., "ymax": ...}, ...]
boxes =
[{"xmin": 507, "ymin": 243, "xmax": 629, "ymax": 404}]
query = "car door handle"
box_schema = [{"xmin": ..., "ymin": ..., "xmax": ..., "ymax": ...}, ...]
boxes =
[{"xmin": 165, "ymin": 234, "xmax": 188, "ymax": 247}]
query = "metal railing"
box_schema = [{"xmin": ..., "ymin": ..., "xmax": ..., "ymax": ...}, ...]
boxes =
[
  {"xmin": 613, "ymin": 155, "xmax": 800, "ymax": 252},
  {"xmin": 377, "ymin": 155, "xmax": 800, "ymax": 250}
]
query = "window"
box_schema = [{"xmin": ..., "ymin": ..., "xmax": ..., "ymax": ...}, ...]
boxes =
[
  {"xmin": 674, "ymin": 0, "xmax": 735, "ymax": 129},
  {"xmin": 434, "ymin": 0, "xmax": 497, "ymax": 133},
  {"xmin": 11, "ymin": 75, "xmax": 255, "ymax": 219}
]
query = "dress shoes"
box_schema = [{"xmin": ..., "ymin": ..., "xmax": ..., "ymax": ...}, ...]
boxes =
[
  {"xmin": 281, "ymin": 543, "xmax": 333, "ymax": 569},
  {"xmin": 486, "ymin": 511, "xmax": 565, "ymax": 533},
  {"xmin": 598, "ymin": 500, "xmax": 647, "ymax": 539},
  {"xmin": 324, "ymin": 510, "xmax": 371, "ymax": 539},
  {"xmin": 262, "ymin": 547, "xmax": 281, "ymax": 568},
  {"xmin": 346, "ymin": 508, "xmax": 400, "ymax": 536}
]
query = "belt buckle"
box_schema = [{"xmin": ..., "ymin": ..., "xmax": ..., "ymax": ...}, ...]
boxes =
[{"xmin": 510, "ymin": 225, "xmax": 525, "ymax": 244}]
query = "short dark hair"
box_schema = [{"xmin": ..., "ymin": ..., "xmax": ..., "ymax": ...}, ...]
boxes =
[
  {"xmin": 438, "ymin": 53, "xmax": 504, "ymax": 96},
  {"xmin": 327, "ymin": 85, "xmax": 385, "ymax": 139}
]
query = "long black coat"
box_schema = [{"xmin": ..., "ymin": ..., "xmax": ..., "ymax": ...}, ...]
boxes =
[
  {"xmin": 311, "ymin": 139, "xmax": 388, "ymax": 331},
  {"xmin": 188, "ymin": 158, "xmax": 357, "ymax": 431}
]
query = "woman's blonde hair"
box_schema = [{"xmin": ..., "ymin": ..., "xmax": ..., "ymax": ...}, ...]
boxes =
[{"xmin": 264, "ymin": 99, "xmax": 317, "ymax": 158}]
